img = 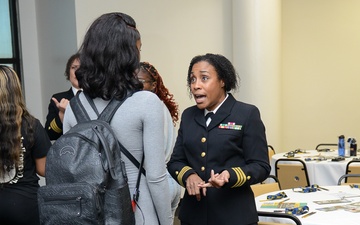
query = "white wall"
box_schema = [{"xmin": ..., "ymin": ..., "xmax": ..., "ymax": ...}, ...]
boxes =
[
  {"xmin": 281, "ymin": 0, "xmax": 360, "ymax": 151},
  {"xmin": 232, "ymin": 0, "xmax": 282, "ymax": 151},
  {"xmin": 18, "ymin": 0, "xmax": 42, "ymax": 119},
  {"xmin": 18, "ymin": 0, "xmax": 78, "ymax": 123}
]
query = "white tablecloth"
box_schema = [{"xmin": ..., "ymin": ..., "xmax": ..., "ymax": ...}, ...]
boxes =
[
  {"xmin": 271, "ymin": 150, "xmax": 356, "ymax": 186},
  {"xmin": 256, "ymin": 185, "xmax": 360, "ymax": 225}
]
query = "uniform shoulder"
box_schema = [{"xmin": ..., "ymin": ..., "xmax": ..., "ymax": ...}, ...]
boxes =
[
  {"xmin": 232, "ymin": 100, "xmax": 261, "ymax": 115},
  {"xmin": 52, "ymin": 89, "xmax": 73, "ymax": 99}
]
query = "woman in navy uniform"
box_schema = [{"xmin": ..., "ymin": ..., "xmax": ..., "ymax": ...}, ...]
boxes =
[
  {"xmin": 44, "ymin": 53, "xmax": 80, "ymax": 140},
  {"xmin": 167, "ymin": 53, "xmax": 270, "ymax": 225}
]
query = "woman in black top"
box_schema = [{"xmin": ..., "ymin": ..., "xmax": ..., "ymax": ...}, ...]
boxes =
[{"xmin": 0, "ymin": 66, "xmax": 51, "ymax": 225}]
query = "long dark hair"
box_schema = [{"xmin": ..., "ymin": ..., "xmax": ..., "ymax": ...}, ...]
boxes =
[
  {"xmin": 0, "ymin": 66, "xmax": 35, "ymax": 179},
  {"xmin": 76, "ymin": 12, "xmax": 142, "ymax": 100}
]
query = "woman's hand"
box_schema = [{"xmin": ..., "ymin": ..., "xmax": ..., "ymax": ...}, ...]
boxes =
[
  {"xmin": 186, "ymin": 173, "xmax": 206, "ymax": 201},
  {"xmin": 52, "ymin": 97, "xmax": 69, "ymax": 122},
  {"xmin": 198, "ymin": 169, "xmax": 230, "ymax": 195}
]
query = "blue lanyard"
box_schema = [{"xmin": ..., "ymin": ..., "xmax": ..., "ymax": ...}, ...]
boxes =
[
  {"xmin": 293, "ymin": 185, "xmax": 320, "ymax": 193},
  {"xmin": 285, "ymin": 206, "xmax": 309, "ymax": 215},
  {"xmin": 267, "ymin": 191, "xmax": 287, "ymax": 200}
]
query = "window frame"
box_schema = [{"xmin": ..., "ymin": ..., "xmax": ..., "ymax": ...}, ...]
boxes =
[{"xmin": 0, "ymin": 0, "xmax": 21, "ymax": 82}]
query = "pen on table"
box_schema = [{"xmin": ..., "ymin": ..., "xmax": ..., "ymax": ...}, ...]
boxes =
[
  {"xmin": 278, "ymin": 198, "xmax": 290, "ymax": 204},
  {"xmin": 302, "ymin": 211, "xmax": 316, "ymax": 218},
  {"xmin": 260, "ymin": 197, "xmax": 289, "ymax": 202},
  {"xmin": 318, "ymin": 186, "xmax": 329, "ymax": 191}
]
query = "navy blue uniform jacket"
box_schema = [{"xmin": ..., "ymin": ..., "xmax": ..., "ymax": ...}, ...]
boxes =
[
  {"xmin": 44, "ymin": 88, "xmax": 74, "ymax": 140},
  {"xmin": 168, "ymin": 94, "xmax": 271, "ymax": 225}
]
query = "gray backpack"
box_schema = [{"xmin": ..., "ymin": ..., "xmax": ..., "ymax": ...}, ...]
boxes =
[{"xmin": 38, "ymin": 92, "xmax": 136, "ymax": 225}]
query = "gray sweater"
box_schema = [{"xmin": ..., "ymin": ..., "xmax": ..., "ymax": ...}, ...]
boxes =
[{"xmin": 63, "ymin": 91, "xmax": 172, "ymax": 225}]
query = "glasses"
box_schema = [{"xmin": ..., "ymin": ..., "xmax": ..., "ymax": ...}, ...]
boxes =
[{"xmin": 138, "ymin": 79, "xmax": 153, "ymax": 84}]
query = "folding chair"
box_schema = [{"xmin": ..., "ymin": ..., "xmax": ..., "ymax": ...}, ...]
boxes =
[
  {"xmin": 251, "ymin": 175, "xmax": 281, "ymax": 197},
  {"xmin": 275, "ymin": 159, "xmax": 310, "ymax": 189},
  {"xmin": 337, "ymin": 174, "xmax": 360, "ymax": 185},
  {"xmin": 268, "ymin": 145, "xmax": 276, "ymax": 164},
  {"xmin": 345, "ymin": 160, "xmax": 360, "ymax": 183},
  {"xmin": 315, "ymin": 143, "xmax": 337, "ymax": 150},
  {"xmin": 258, "ymin": 211, "xmax": 302, "ymax": 225}
]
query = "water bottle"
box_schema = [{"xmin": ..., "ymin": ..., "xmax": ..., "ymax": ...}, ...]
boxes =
[
  {"xmin": 338, "ymin": 135, "xmax": 345, "ymax": 157},
  {"xmin": 348, "ymin": 137, "xmax": 357, "ymax": 157}
]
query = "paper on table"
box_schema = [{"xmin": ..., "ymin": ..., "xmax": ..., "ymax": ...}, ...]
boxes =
[
  {"xmin": 314, "ymin": 199, "xmax": 351, "ymax": 205},
  {"xmin": 330, "ymin": 192, "xmax": 360, "ymax": 199},
  {"xmin": 261, "ymin": 202, "xmax": 307, "ymax": 209},
  {"xmin": 317, "ymin": 202, "xmax": 360, "ymax": 213}
]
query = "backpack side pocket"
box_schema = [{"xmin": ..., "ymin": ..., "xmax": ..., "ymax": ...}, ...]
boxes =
[{"xmin": 38, "ymin": 182, "xmax": 104, "ymax": 225}]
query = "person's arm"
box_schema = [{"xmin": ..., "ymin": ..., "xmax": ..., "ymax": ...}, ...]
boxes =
[
  {"xmin": 51, "ymin": 97, "xmax": 70, "ymax": 123},
  {"xmin": 32, "ymin": 119, "xmax": 52, "ymax": 176},
  {"xmin": 143, "ymin": 94, "xmax": 172, "ymax": 225},
  {"xmin": 44, "ymin": 96, "xmax": 63, "ymax": 140},
  {"xmin": 35, "ymin": 157, "xmax": 46, "ymax": 176},
  {"xmin": 163, "ymin": 105, "xmax": 174, "ymax": 163},
  {"xmin": 223, "ymin": 106, "xmax": 271, "ymax": 188},
  {"xmin": 167, "ymin": 110, "xmax": 198, "ymax": 188},
  {"xmin": 167, "ymin": 109, "xmax": 206, "ymax": 201}
]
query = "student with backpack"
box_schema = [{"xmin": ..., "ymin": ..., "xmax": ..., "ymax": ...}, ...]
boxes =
[{"xmin": 62, "ymin": 12, "xmax": 172, "ymax": 225}]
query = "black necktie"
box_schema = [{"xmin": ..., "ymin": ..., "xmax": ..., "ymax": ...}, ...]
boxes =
[
  {"xmin": 205, "ymin": 112, "xmax": 214, "ymax": 120},
  {"xmin": 205, "ymin": 112, "xmax": 214, "ymax": 126}
]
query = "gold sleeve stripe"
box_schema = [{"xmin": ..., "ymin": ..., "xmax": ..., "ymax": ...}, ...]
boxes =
[
  {"xmin": 177, "ymin": 166, "xmax": 192, "ymax": 187},
  {"xmin": 49, "ymin": 118, "xmax": 62, "ymax": 133},
  {"xmin": 231, "ymin": 167, "xmax": 246, "ymax": 188}
]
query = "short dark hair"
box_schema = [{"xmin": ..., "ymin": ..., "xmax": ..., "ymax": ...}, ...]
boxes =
[
  {"xmin": 76, "ymin": 12, "xmax": 142, "ymax": 100},
  {"xmin": 187, "ymin": 53, "xmax": 239, "ymax": 93},
  {"xmin": 64, "ymin": 53, "xmax": 80, "ymax": 80}
]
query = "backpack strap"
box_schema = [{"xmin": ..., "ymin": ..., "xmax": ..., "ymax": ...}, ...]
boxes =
[
  {"xmin": 70, "ymin": 91, "xmax": 91, "ymax": 123},
  {"xmin": 119, "ymin": 142, "xmax": 146, "ymax": 176},
  {"xmin": 132, "ymin": 154, "xmax": 144, "ymax": 212},
  {"xmin": 97, "ymin": 96, "xmax": 127, "ymax": 123},
  {"xmin": 71, "ymin": 91, "xmax": 146, "ymax": 177},
  {"xmin": 98, "ymin": 92, "xmax": 146, "ymax": 176},
  {"xmin": 71, "ymin": 91, "xmax": 129, "ymax": 123},
  {"xmin": 84, "ymin": 92, "xmax": 100, "ymax": 116},
  {"xmin": 83, "ymin": 92, "xmax": 147, "ymax": 176}
]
